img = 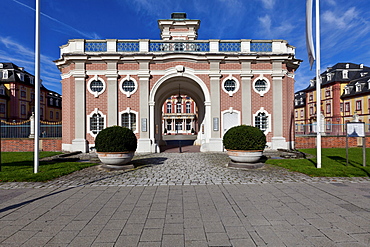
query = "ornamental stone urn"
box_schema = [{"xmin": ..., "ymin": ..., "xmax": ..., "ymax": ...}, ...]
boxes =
[
  {"xmin": 223, "ymin": 125, "xmax": 266, "ymax": 169},
  {"xmin": 95, "ymin": 126, "xmax": 137, "ymax": 169}
]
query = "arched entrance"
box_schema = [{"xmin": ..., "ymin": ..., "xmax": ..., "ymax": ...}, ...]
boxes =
[{"xmin": 149, "ymin": 71, "xmax": 211, "ymax": 152}]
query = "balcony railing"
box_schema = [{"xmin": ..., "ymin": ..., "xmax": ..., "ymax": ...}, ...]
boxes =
[
  {"xmin": 63, "ymin": 39, "xmax": 293, "ymax": 54},
  {"xmin": 149, "ymin": 42, "xmax": 210, "ymax": 52}
]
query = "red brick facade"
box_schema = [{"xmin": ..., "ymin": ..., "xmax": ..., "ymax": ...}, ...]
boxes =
[{"xmin": 1, "ymin": 138, "xmax": 62, "ymax": 152}]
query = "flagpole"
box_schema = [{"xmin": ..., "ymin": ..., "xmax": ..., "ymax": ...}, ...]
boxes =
[
  {"xmin": 315, "ymin": 0, "xmax": 322, "ymax": 168},
  {"xmin": 34, "ymin": 0, "xmax": 40, "ymax": 173}
]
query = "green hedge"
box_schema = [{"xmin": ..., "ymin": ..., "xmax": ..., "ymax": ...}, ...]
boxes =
[
  {"xmin": 95, "ymin": 126, "xmax": 137, "ymax": 152},
  {"xmin": 223, "ymin": 125, "xmax": 266, "ymax": 150}
]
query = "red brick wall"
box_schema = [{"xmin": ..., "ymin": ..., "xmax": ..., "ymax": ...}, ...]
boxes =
[
  {"xmin": 1, "ymin": 138, "xmax": 62, "ymax": 152},
  {"xmin": 295, "ymin": 136, "xmax": 370, "ymax": 149}
]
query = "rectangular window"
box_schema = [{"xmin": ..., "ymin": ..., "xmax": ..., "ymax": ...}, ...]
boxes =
[
  {"xmin": 309, "ymin": 95, "xmax": 313, "ymax": 101},
  {"xmin": 0, "ymin": 103, "xmax": 5, "ymax": 114},
  {"xmin": 326, "ymin": 120, "xmax": 331, "ymax": 130},
  {"xmin": 121, "ymin": 113, "xmax": 136, "ymax": 132},
  {"xmin": 90, "ymin": 113, "xmax": 104, "ymax": 134},
  {"xmin": 175, "ymin": 120, "xmax": 182, "ymax": 130},
  {"xmin": 166, "ymin": 119, "xmax": 172, "ymax": 131},
  {"xmin": 50, "ymin": 111, "xmax": 53, "ymax": 119},
  {"xmin": 21, "ymin": 91, "xmax": 26, "ymax": 98},
  {"xmin": 176, "ymin": 103, "xmax": 181, "ymax": 113},
  {"xmin": 56, "ymin": 112, "xmax": 59, "ymax": 119},
  {"xmin": 340, "ymin": 103, "xmax": 343, "ymax": 112},
  {"xmin": 295, "ymin": 111, "xmax": 298, "ymax": 119},
  {"xmin": 166, "ymin": 102, "xmax": 171, "ymax": 113},
  {"xmin": 345, "ymin": 102, "xmax": 350, "ymax": 112},
  {"xmin": 186, "ymin": 103, "xmax": 191, "ymax": 113},
  {"xmin": 21, "ymin": 104, "xmax": 26, "ymax": 115},
  {"xmin": 325, "ymin": 90, "xmax": 330, "ymax": 97},
  {"xmin": 326, "ymin": 103, "xmax": 331, "ymax": 114},
  {"xmin": 356, "ymin": 100, "xmax": 362, "ymax": 111},
  {"xmin": 186, "ymin": 120, "xmax": 191, "ymax": 130},
  {"xmin": 300, "ymin": 110, "xmax": 304, "ymax": 118},
  {"xmin": 309, "ymin": 107, "xmax": 313, "ymax": 115}
]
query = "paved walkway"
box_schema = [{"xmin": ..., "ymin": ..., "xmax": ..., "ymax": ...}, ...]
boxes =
[{"xmin": 0, "ymin": 153, "xmax": 369, "ymax": 246}]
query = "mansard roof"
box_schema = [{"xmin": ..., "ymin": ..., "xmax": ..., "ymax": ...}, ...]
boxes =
[
  {"xmin": 303, "ymin": 62, "xmax": 370, "ymax": 91},
  {"xmin": 341, "ymin": 75, "xmax": 370, "ymax": 99},
  {"xmin": 0, "ymin": 62, "xmax": 47, "ymax": 90},
  {"xmin": 294, "ymin": 90, "xmax": 306, "ymax": 108}
]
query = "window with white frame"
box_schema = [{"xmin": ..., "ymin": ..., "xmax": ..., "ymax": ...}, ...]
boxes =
[
  {"xmin": 119, "ymin": 108, "xmax": 138, "ymax": 133},
  {"xmin": 186, "ymin": 119, "xmax": 191, "ymax": 131},
  {"xmin": 88, "ymin": 109, "xmax": 106, "ymax": 137},
  {"xmin": 121, "ymin": 113, "xmax": 137, "ymax": 132},
  {"xmin": 345, "ymin": 102, "xmax": 350, "ymax": 112},
  {"xmin": 166, "ymin": 102, "xmax": 172, "ymax": 113},
  {"xmin": 300, "ymin": 109, "xmax": 304, "ymax": 118},
  {"xmin": 252, "ymin": 75, "xmax": 270, "ymax": 96},
  {"xmin": 119, "ymin": 75, "xmax": 138, "ymax": 97},
  {"xmin": 253, "ymin": 107, "xmax": 271, "ymax": 135},
  {"xmin": 166, "ymin": 119, "xmax": 172, "ymax": 131},
  {"xmin": 87, "ymin": 75, "xmax": 106, "ymax": 98},
  {"xmin": 295, "ymin": 110, "xmax": 298, "ymax": 119},
  {"xmin": 326, "ymin": 103, "xmax": 331, "ymax": 114},
  {"xmin": 342, "ymin": 70, "xmax": 348, "ymax": 79},
  {"xmin": 176, "ymin": 103, "xmax": 182, "ymax": 113},
  {"xmin": 2, "ymin": 70, "xmax": 8, "ymax": 79},
  {"xmin": 356, "ymin": 100, "xmax": 362, "ymax": 111},
  {"xmin": 309, "ymin": 106, "xmax": 313, "ymax": 115},
  {"xmin": 175, "ymin": 120, "xmax": 182, "ymax": 131},
  {"xmin": 355, "ymin": 82, "xmax": 362, "ymax": 92},
  {"xmin": 326, "ymin": 120, "xmax": 331, "ymax": 130},
  {"xmin": 186, "ymin": 102, "xmax": 191, "ymax": 113},
  {"xmin": 344, "ymin": 86, "xmax": 350, "ymax": 94},
  {"xmin": 340, "ymin": 103, "xmax": 343, "ymax": 112},
  {"xmin": 221, "ymin": 75, "xmax": 240, "ymax": 96}
]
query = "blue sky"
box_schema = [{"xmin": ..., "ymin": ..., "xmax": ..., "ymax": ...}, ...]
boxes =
[{"xmin": 1, "ymin": 0, "xmax": 369, "ymax": 94}]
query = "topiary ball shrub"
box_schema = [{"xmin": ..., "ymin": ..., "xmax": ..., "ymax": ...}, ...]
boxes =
[
  {"xmin": 223, "ymin": 125, "xmax": 266, "ymax": 151},
  {"xmin": 95, "ymin": 126, "xmax": 137, "ymax": 152}
]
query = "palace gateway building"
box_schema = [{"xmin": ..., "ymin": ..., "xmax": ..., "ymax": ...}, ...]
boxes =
[{"xmin": 55, "ymin": 13, "xmax": 301, "ymax": 153}]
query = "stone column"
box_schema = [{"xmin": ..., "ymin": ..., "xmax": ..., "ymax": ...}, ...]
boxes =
[
  {"xmin": 241, "ymin": 60, "xmax": 253, "ymax": 125},
  {"xmin": 207, "ymin": 59, "xmax": 223, "ymax": 151},
  {"xmin": 106, "ymin": 59, "xmax": 119, "ymax": 127},
  {"xmin": 136, "ymin": 57, "xmax": 152, "ymax": 152},
  {"xmin": 72, "ymin": 61, "xmax": 88, "ymax": 152},
  {"xmin": 271, "ymin": 60, "xmax": 286, "ymax": 149}
]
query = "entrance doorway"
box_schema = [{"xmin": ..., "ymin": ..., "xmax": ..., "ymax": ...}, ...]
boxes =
[{"xmin": 150, "ymin": 73, "xmax": 210, "ymax": 152}]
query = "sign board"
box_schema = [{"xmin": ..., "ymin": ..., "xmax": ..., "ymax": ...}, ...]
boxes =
[
  {"xmin": 213, "ymin": 117, "xmax": 219, "ymax": 131},
  {"xmin": 346, "ymin": 122, "xmax": 365, "ymax": 137},
  {"xmin": 141, "ymin": 118, "xmax": 147, "ymax": 132}
]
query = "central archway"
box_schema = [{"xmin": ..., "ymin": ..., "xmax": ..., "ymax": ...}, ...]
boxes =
[{"xmin": 149, "ymin": 71, "xmax": 211, "ymax": 152}]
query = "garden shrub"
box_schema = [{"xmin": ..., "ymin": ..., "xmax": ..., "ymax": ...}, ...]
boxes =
[
  {"xmin": 95, "ymin": 126, "xmax": 137, "ymax": 152},
  {"xmin": 223, "ymin": 125, "xmax": 266, "ymax": 150}
]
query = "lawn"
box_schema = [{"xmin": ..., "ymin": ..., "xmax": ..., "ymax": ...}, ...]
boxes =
[
  {"xmin": 266, "ymin": 148, "xmax": 370, "ymax": 177},
  {"xmin": 0, "ymin": 152, "xmax": 97, "ymax": 182}
]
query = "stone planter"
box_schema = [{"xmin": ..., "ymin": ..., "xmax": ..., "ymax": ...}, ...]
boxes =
[
  {"xmin": 226, "ymin": 150, "xmax": 264, "ymax": 169},
  {"xmin": 227, "ymin": 150, "xmax": 263, "ymax": 163},
  {"xmin": 97, "ymin": 152, "xmax": 135, "ymax": 167}
]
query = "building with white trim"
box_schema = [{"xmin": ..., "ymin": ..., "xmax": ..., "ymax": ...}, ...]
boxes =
[{"xmin": 55, "ymin": 13, "xmax": 301, "ymax": 153}]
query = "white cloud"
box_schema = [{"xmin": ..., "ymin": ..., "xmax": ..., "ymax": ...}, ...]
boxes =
[
  {"xmin": 260, "ymin": 0, "xmax": 275, "ymax": 9},
  {"xmin": 322, "ymin": 7, "xmax": 359, "ymax": 30},
  {"xmin": 257, "ymin": 14, "xmax": 295, "ymax": 39}
]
